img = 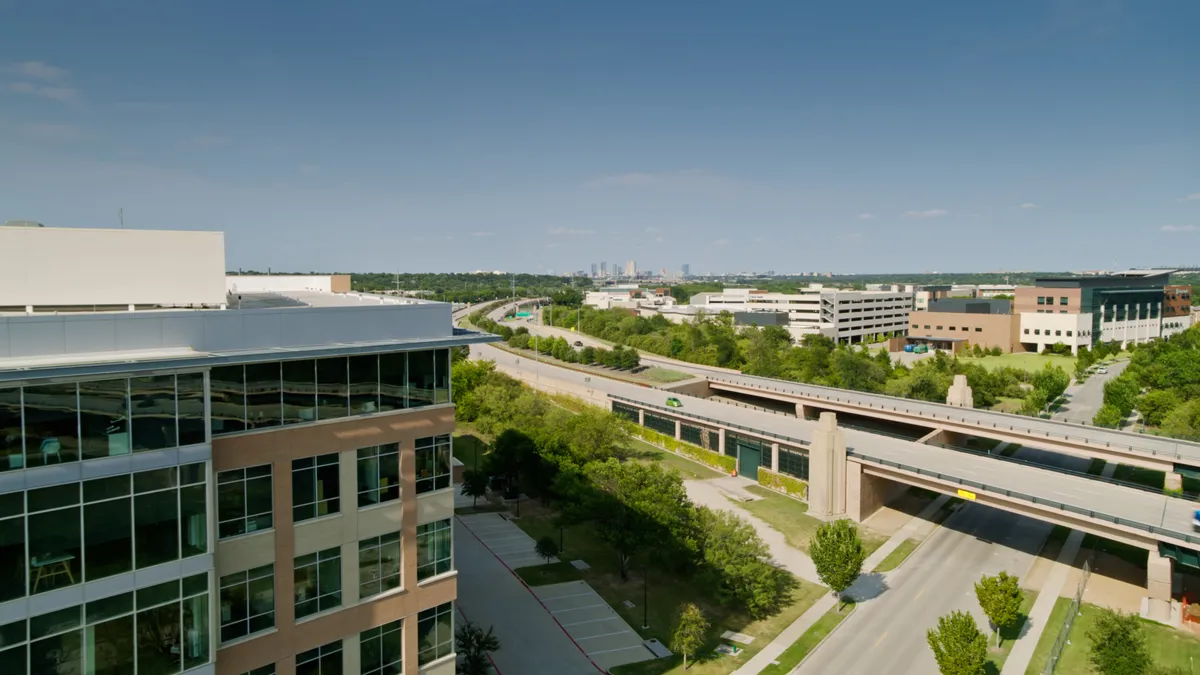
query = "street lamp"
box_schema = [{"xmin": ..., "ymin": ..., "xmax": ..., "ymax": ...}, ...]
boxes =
[{"xmin": 642, "ymin": 564, "xmax": 649, "ymax": 630}]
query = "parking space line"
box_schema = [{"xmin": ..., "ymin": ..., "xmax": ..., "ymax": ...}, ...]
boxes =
[
  {"xmin": 538, "ymin": 591, "xmax": 596, "ymax": 602},
  {"xmin": 551, "ymin": 603, "xmax": 609, "ymax": 614},
  {"xmin": 575, "ymin": 629, "xmax": 634, "ymax": 641},
  {"xmin": 561, "ymin": 616, "xmax": 621, "ymax": 628},
  {"xmin": 587, "ymin": 645, "xmax": 653, "ymax": 656}
]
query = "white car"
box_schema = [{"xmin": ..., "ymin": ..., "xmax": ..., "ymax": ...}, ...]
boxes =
[{"xmin": 1096, "ymin": 367, "xmax": 1108, "ymax": 375}]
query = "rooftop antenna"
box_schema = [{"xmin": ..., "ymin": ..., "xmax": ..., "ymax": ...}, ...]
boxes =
[{"xmin": 118, "ymin": 207, "xmax": 124, "ymax": 229}]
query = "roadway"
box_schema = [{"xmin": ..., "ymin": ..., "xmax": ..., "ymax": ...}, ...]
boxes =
[{"xmin": 1054, "ymin": 360, "xmax": 1129, "ymax": 425}]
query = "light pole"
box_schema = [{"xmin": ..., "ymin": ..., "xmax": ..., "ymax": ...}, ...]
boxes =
[{"xmin": 642, "ymin": 564, "xmax": 649, "ymax": 630}]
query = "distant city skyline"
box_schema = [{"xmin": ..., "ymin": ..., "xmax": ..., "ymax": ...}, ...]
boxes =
[{"xmin": 2, "ymin": 2, "xmax": 1196, "ymax": 273}]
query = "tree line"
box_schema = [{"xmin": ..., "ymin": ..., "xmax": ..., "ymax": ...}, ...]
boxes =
[
  {"xmin": 469, "ymin": 310, "xmax": 642, "ymax": 370},
  {"xmin": 1094, "ymin": 325, "xmax": 1200, "ymax": 440},
  {"xmin": 347, "ymin": 272, "xmax": 588, "ymax": 303},
  {"xmin": 453, "ymin": 360, "xmax": 794, "ymax": 619}
]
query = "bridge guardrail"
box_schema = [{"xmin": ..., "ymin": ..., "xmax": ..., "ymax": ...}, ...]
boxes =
[
  {"xmin": 849, "ymin": 451, "xmax": 1200, "ymax": 547},
  {"xmin": 707, "ymin": 375, "xmax": 1197, "ymax": 462},
  {"xmin": 607, "ymin": 394, "xmax": 811, "ymax": 447}
]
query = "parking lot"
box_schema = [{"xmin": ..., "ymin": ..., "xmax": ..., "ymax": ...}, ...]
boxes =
[
  {"xmin": 533, "ymin": 580, "xmax": 657, "ymax": 671},
  {"xmin": 457, "ymin": 512, "xmax": 554, "ymax": 569}
]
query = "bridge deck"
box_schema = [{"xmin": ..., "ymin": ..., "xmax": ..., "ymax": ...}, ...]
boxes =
[
  {"xmin": 610, "ymin": 389, "xmax": 1199, "ymax": 549},
  {"xmin": 706, "ymin": 373, "xmax": 1200, "ymax": 466}
]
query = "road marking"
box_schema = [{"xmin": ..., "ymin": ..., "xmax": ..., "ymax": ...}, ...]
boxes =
[
  {"xmin": 551, "ymin": 603, "xmax": 609, "ymax": 614},
  {"xmin": 874, "ymin": 631, "xmax": 888, "ymax": 647},
  {"xmin": 914, "ymin": 588, "xmax": 925, "ymax": 601},
  {"xmin": 538, "ymin": 591, "xmax": 597, "ymax": 602},
  {"xmin": 575, "ymin": 629, "xmax": 634, "ymax": 641}
]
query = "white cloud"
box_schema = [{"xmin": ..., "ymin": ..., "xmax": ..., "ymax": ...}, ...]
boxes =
[
  {"xmin": 1180, "ymin": 193, "xmax": 1200, "ymax": 202},
  {"xmin": 547, "ymin": 227, "xmax": 594, "ymax": 235},
  {"xmin": 902, "ymin": 209, "xmax": 949, "ymax": 219},
  {"xmin": 471, "ymin": 231, "xmax": 494, "ymax": 237},
  {"xmin": 712, "ymin": 237, "xmax": 730, "ymax": 246},
  {"xmin": 1020, "ymin": 202, "xmax": 1039, "ymax": 209},
  {"xmin": 7, "ymin": 81, "xmax": 79, "ymax": 103},
  {"xmin": 654, "ymin": 236, "xmax": 665, "ymax": 243},
  {"xmin": 858, "ymin": 213, "xmax": 876, "ymax": 220},
  {"xmin": 4, "ymin": 61, "xmax": 68, "ymax": 82},
  {"xmin": 1160, "ymin": 225, "xmax": 1196, "ymax": 233},
  {"xmin": 587, "ymin": 169, "xmax": 740, "ymax": 196}
]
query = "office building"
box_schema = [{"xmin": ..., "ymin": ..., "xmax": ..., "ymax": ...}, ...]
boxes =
[
  {"xmin": 1164, "ymin": 285, "xmax": 1192, "ymax": 338},
  {"xmin": 1016, "ymin": 270, "xmax": 1174, "ymax": 353},
  {"xmin": 906, "ymin": 299, "xmax": 1019, "ymax": 353},
  {"xmin": 590, "ymin": 264, "xmax": 598, "ymax": 278},
  {"xmin": 625, "ymin": 260, "xmax": 637, "ymax": 278},
  {"xmin": 681, "ymin": 264, "xmax": 690, "ymax": 279},
  {"xmin": 0, "ymin": 225, "xmax": 497, "ymax": 675},
  {"xmin": 687, "ymin": 285, "xmax": 913, "ymax": 343},
  {"xmin": 600, "ymin": 262, "xmax": 607, "ymax": 277}
]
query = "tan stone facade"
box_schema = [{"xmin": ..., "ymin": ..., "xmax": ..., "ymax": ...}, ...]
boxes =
[
  {"xmin": 906, "ymin": 310, "xmax": 1020, "ymax": 352},
  {"xmin": 1014, "ymin": 286, "xmax": 1082, "ymax": 314},
  {"xmin": 213, "ymin": 405, "xmax": 457, "ymax": 675}
]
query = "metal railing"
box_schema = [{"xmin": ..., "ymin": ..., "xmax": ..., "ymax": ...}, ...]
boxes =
[
  {"xmin": 849, "ymin": 451, "xmax": 1200, "ymax": 546},
  {"xmin": 607, "ymin": 394, "xmax": 811, "ymax": 447},
  {"xmin": 706, "ymin": 374, "xmax": 1200, "ymax": 462},
  {"xmin": 1043, "ymin": 556, "xmax": 1094, "ymax": 674}
]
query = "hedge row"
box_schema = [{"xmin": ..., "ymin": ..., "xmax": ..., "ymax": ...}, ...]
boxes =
[
  {"xmin": 635, "ymin": 427, "xmax": 736, "ymax": 473},
  {"xmin": 757, "ymin": 466, "xmax": 809, "ymax": 501}
]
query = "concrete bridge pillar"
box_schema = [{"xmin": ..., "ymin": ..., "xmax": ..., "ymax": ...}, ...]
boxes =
[
  {"xmin": 808, "ymin": 412, "xmax": 847, "ymax": 518},
  {"xmin": 674, "ymin": 419, "xmax": 682, "ymax": 441},
  {"xmin": 638, "ymin": 409, "xmax": 644, "ymax": 426},
  {"xmin": 1144, "ymin": 552, "xmax": 1175, "ymax": 625},
  {"xmin": 718, "ymin": 428, "xmax": 726, "ymax": 456},
  {"xmin": 796, "ymin": 402, "xmax": 810, "ymax": 419},
  {"xmin": 770, "ymin": 443, "xmax": 780, "ymax": 472},
  {"xmin": 1165, "ymin": 472, "xmax": 1183, "ymax": 493},
  {"xmin": 946, "ymin": 374, "xmax": 974, "ymax": 408}
]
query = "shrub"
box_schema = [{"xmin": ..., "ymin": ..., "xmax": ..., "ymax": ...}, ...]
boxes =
[
  {"xmin": 636, "ymin": 427, "xmax": 736, "ymax": 473},
  {"xmin": 757, "ymin": 467, "xmax": 808, "ymax": 499}
]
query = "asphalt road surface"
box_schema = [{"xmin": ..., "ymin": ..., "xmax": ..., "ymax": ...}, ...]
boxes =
[{"xmin": 1054, "ymin": 360, "xmax": 1130, "ymax": 425}]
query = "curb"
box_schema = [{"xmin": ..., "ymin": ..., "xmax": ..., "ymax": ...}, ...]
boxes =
[
  {"xmin": 870, "ymin": 493, "xmax": 957, "ymax": 575},
  {"xmin": 785, "ymin": 601, "xmax": 859, "ymax": 674}
]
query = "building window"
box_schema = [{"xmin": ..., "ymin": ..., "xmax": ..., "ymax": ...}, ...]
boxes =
[
  {"xmin": 130, "ymin": 375, "xmax": 177, "ymax": 452},
  {"xmin": 243, "ymin": 666, "xmax": 276, "ymax": 675},
  {"xmin": 296, "ymin": 640, "xmax": 343, "ymax": 675},
  {"xmin": 1, "ymin": 573, "xmax": 212, "ymax": 675},
  {"xmin": 924, "ymin": 325, "xmax": 930, "ymax": 329},
  {"xmin": 415, "ymin": 436, "xmax": 451, "ymax": 494},
  {"xmin": 936, "ymin": 326, "xmax": 943, "ymax": 330},
  {"xmin": 1066, "ymin": 331, "xmax": 1073, "ymax": 337},
  {"xmin": 417, "ymin": 520, "xmax": 453, "ymax": 581},
  {"xmin": 1034, "ymin": 329, "xmax": 1040, "ymax": 335},
  {"xmin": 219, "ymin": 564, "xmax": 275, "ymax": 643},
  {"xmin": 777, "ymin": 447, "xmax": 808, "ymax": 480},
  {"xmin": 361, "ymin": 619, "xmax": 403, "ymax": 675},
  {"xmin": 974, "ymin": 327, "xmax": 982, "ymax": 332},
  {"xmin": 359, "ymin": 532, "xmax": 402, "ymax": 598},
  {"xmin": 316, "ymin": 357, "xmax": 350, "ymax": 421},
  {"xmin": 1055, "ymin": 330, "xmax": 1062, "ymax": 336},
  {"xmin": 1059, "ymin": 296, "xmax": 1068, "ymax": 305},
  {"xmin": 294, "ymin": 547, "xmax": 342, "ymax": 620},
  {"xmin": 217, "ymin": 465, "xmax": 273, "ymax": 539},
  {"xmin": 293, "ymin": 454, "xmax": 340, "ymax": 522},
  {"xmin": 948, "ymin": 326, "xmax": 955, "ymax": 331},
  {"xmin": 357, "ymin": 444, "xmax": 400, "ymax": 507},
  {"xmin": 245, "ymin": 362, "xmax": 283, "ymax": 429},
  {"xmin": 417, "ymin": 602, "xmax": 454, "ymax": 665},
  {"xmin": 1037, "ymin": 296, "xmax": 1045, "ymax": 305}
]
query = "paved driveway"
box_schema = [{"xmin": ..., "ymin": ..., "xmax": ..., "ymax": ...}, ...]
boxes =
[
  {"xmin": 1054, "ymin": 359, "xmax": 1129, "ymax": 425},
  {"xmin": 533, "ymin": 581, "xmax": 657, "ymax": 671},
  {"xmin": 458, "ymin": 512, "xmax": 557, "ymax": 568}
]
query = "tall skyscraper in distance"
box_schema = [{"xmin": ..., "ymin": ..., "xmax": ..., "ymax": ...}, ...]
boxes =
[
  {"xmin": 682, "ymin": 263, "xmax": 690, "ymax": 278},
  {"xmin": 626, "ymin": 259, "xmax": 637, "ymax": 277},
  {"xmin": 591, "ymin": 263, "xmax": 598, "ymax": 278},
  {"xmin": 600, "ymin": 261, "xmax": 607, "ymax": 277}
]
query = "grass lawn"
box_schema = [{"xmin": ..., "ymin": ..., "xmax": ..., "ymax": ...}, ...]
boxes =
[
  {"xmin": 872, "ymin": 538, "xmax": 920, "ymax": 573},
  {"xmin": 1086, "ymin": 458, "xmax": 1106, "ymax": 476},
  {"xmin": 629, "ymin": 438, "xmax": 725, "ymax": 480},
  {"xmin": 642, "ymin": 367, "xmax": 693, "ymax": 383},
  {"xmin": 514, "ymin": 561, "xmax": 583, "ymax": 586},
  {"xmin": 511, "ymin": 512, "xmax": 826, "ymax": 675},
  {"xmin": 959, "ymin": 353, "xmax": 1076, "ymax": 374},
  {"xmin": 1027, "ymin": 600, "xmax": 1200, "ymax": 674},
  {"xmin": 1112, "ymin": 464, "xmax": 1165, "ymax": 492},
  {"xmin": 992, "ymin": 397, "xmax": 1024, "ymax": 414},
  {"xmin": 759, "ymin": 601, "xmax": 856, "ymax": 675},
  {"xmin": 964, "ymin": 437, "xmax": 1002, "ymax": 453},
  {"xmin": 452, "ymin": 430, "xmax": 490, "ymax": 468},
  {"xmin": 983, "ymin": 590, "xmax": 1037, "ymax": 674},
  {"xmin": 998, "ymin": 443, "xmax": 1021, "ymax": 457},
  {"xmin": 737, "ymin": 486, "xmax": 887, "ymax": 556}
]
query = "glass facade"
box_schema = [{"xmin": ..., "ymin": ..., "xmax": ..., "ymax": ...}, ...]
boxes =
[
  {"xmin": 296, "ymin": 640, "xmax": 342, "ymax": 675},
  {"xmin": 643, "ymin": 412, "xmax": 676, "ymax": 437},
  {"xmin": 0, "ymin": 464, "xmax": 207, "ymax": 599},
  {"xmin": 416, "ymin": 519, "xmax": 452, "ymax": 581},
  {"xmin": 359, "ymin": 533, "xmax": 402, "ymax": 599},
  {"xmin": 1, "ymin": 372, "xmax": 207, "ymax": 473},
  {"xmin": 356, "ymin": 444, "xmax": 400, "ymax": 507},
  {"xmin": 219, "ymin": 564, "xmax": 275, "ymax": 643},
  {"xmin": 361, "ymin": 619, "xmax": 403, "ymax": 675},
  {"xmin": 417, "ymin": 602, "xmax": 454, "ymax": 665},
  {"xmin": 294, "ymin": 547, "xmax": 341, "ymax": 620},
  {"xmin": 680, "ymin": 423, "xmax": 704, "ymax": 447},
  {"xmin": 414, "ymin": 435, "xmax": 451, "ymax": 494},
  {"xmin": 611, "ymin": 402, "xmax": 639, "ymax": 423},
  {"xmin": 292, "ymin": 454, "xmax": 340, "ymax": 523},
  {"xmin": 778, "ymin": 446, "xmax": 809, "ymax": 480},
  {"xmin": 0, "ymin": 573, "xmax": 211, "ymax": 675},
  {"xmin": 209, "ymin": 349, "xmax": 451, "ymax": 438},
  {"xmin": 217, "ymin": 465, "xmax": 273, "ymax": 539}
]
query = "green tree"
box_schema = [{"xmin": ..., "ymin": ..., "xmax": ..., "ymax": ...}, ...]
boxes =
[
  {"xmin": 810, "ymin": 519, "xmax": 865, "ymax": 609},
  {"xmin": 1104, "ymin": 376, "xmax": 1139, "ymax": 416},
  {"xmin": 534, "ymin": 536, "xmax": 559, "ymax": 565},
  {"xmin": 1093, "ymin": 403, "xmax": 1124, "ymax": 428},
  {"xmin": 1162, "ymin": 399, "xmax": 1200, "ymax": 441},
  {"xmin": 456, "ymin": 621, "xmax": 501, "ymax": 675},
  {"xmin": 1087, "ymin": 609, "xmax": 1151, "ymax": 675},
  {"xmin": 927, "ymin": 611, "xmax": 988, "ymax": 675},
  {"xmin": 1019, "ymin": 388, "xmax": 1049, "ymax": 417},
  {"xmin": 1032, "ymin": 363, "xmax": 1070, "ymax": 404},
  {"xmin": 694, "ymin": 507, "xmax": 795, "ymax": 617},
  {"xmin": 1137, "ymin": 390, "xmax": 1182, "ymax": 427},
  {"xmin": 973, "ymin": 571, "xmax": 1022, "ymax": 647},
  {"xmin": 671, "ymin": 603, "xmax": 709, "ymax": 670},
  {"xmin": 460, "ymin": 469, "xmax": 489, "ymax": 508}
]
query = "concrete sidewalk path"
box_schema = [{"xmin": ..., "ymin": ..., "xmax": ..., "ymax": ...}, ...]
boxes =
[{"xmin": 683, "ymin": 478, "xmax": 821, "ymax": 584}]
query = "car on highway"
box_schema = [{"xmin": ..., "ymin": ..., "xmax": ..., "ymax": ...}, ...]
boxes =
[{"xmin": 666, "ymin": 397, "xmax": 683, "ymax": 408}]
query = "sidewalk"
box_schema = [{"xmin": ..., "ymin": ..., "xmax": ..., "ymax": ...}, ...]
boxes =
[
  {"xmin": 1000, "ymin": 461, "xmax": 1115, "ymax": 675},
  {"xmin": 731, "ymin": 491, "xmax": 953, "ymax": 674}
]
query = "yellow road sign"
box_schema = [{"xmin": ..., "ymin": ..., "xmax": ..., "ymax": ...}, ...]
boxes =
[{"xmin": 956, "ymin": 488, "xmax": 977, "ymax": 501}]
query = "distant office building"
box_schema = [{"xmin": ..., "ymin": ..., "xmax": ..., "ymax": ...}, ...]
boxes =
[
  {"xmin": 626, "ymin": 260, "xmax": 637, "ymax": 277},
  {"xmin": 591, "ymin": 263, "xmax": 598, "ymax": 278},
  {"xmin": 0, "ymin": 225, "xmax": 497, "ymax": 675},
  {"xmin": 682, "ymin": 264, "xmax": 690, "ymax": 278},
  {"xmin": 600, "ymin": 262, "xmax": 607, "ymax": 277}
]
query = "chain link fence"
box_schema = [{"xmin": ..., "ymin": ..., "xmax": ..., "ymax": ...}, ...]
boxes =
[{"xmin": 1043, "ymin": 555, "xmax": 1094, "ymax": 674}]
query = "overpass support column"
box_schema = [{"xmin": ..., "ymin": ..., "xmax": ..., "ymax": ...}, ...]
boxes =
[
  {"xmin": 718, "ymin": 428, "xmax": 726, "ymax": 456},
  {"xmin": 946, "ymin": 374, "xmax": 974, "ymax": 408},
  {"xmin": 638, "ymin": 409, "xmax": 644, "ymax": 426},
  {"xmin": 795, "ymin": 403, "xmax": 810, "ymax": 419},
  {"xmin": 1144, "ymin": 552, "xmax": 1175, "ymax": 625},
  {"xmin": 1165, "ymin": 472, "xmax": 1183, "ymax": 493},
  {"xmin": 808, "ymin": 412, "xmax": 847, "ymax": 518},
  {"xmin": 674, "ymin": 420, "xmax": 681, "ymax": 441},
  {"xmin": 770, "ymin": 443, "xmax": 780, "ymax": 472}
]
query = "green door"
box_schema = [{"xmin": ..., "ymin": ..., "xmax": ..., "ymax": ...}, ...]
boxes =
[{"xmin": 737, "ymin": 439, "xmax": 761, "ymax": 480}]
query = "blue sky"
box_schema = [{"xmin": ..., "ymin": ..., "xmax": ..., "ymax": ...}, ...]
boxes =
[{"xmin": 1, "ymin": 1, "xmax": 1197, "ymax": 275}]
